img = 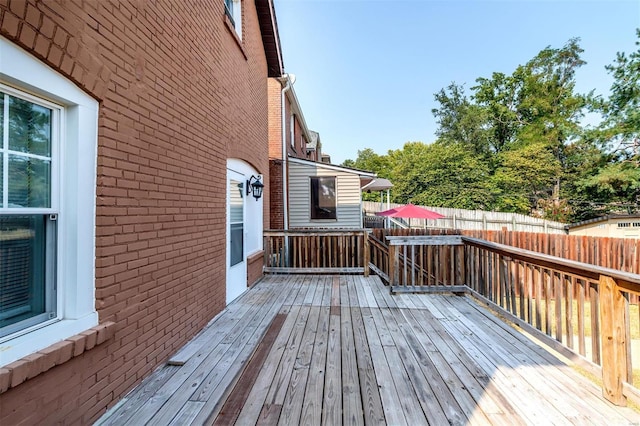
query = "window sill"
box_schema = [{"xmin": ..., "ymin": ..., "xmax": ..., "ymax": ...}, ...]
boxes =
[
  {"xmin": 0, "ymin": 321, "xmax": 116, "ymax": 394},
  {"xmin": 224, "ymin": 15, "xmax": 247, "ymax": 60}
]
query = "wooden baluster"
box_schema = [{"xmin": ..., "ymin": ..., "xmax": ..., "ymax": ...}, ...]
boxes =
[
  {"xmin": 363, "ymin": 232, "xmax": 370, "ymax": 277},
  {"xmin": 499, "ymin": 255, "xmax": 508, "ymax": 310},
  {"xmin": 389, "ymin": 243, "xmax": 398, "ymax": 289},
  {"xmin": 565, "ymin": 275, "xmax": 574, "ymax": 350},
  {"xmin": 544, "ymin": 269, "xmax": 552, "ymax": 336},
  {"xmin": 509, "ymin": 258, "xmax": 517, "ymax": 315},
  {"xmin": 577, "ymin": 278, "xmax": 586, "ymax": 356},
  {"xmin": 535, "ymin": 266, "xmax": 542, "ymax": 331},
  {"xmin": 411, "ymin": 244, "xmax": 416, "ymax": 287},
  {"xmin": 403, "ymin": 245, "xmax": 408, "ymax": 287},
  {"xmin": 525, "ymin": 262, "xmax": 532, "ymax": 324},
  {"xmin": 590, "ymin": 282, "xmax": 601, "ymax": 365},
  {"xmin": 417, "ymin": 243, "xmax": 422, "ymax": 285},
  {"xmin": 427, "ymin": 245, "xmax": 433, "ymax": 285},
  {"xmin": 555, "ymin": 272, "xmax": 563, "ymax": 343},
  {"xmin": 489, "ymin": 251, "xmax": 496, "ymax": 303}
]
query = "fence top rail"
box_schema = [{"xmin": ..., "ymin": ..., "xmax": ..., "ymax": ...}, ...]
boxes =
[
  {"xmin": 386, "ymin": 235, "xmax": 463, "ymax": 246},
  {"xmin": 264, "ymin": 229, "xmax": 370, "ymax": 237},
  {"xmin": 462, "ymin": 236, "xmax": 640, "ymax": 294}
]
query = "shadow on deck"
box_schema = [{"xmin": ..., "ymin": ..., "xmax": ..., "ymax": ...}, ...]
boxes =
[{"xmin": 97, "ymin": 274, "xmax": 640, "ymax": 425}]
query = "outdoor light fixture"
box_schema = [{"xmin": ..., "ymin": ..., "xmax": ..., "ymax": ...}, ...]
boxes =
[{"xmin": 246, "ymin": 175, "xmax": 264, "ymax": 200}]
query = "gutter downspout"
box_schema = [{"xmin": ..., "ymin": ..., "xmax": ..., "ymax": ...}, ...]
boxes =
[
  {"xmin": 280, "ymin": 74, "xmax": 293, "ymax": 231},
  {"xmin": 280, "ymin": 74, "xmax": 293, "ymax": 265}
]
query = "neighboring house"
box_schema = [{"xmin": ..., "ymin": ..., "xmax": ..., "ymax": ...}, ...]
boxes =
[
  {"xmin": 267, "ymin": 75, "xmax": 320, "ymax": 228},
  {"xmin": 0, "ymin": 0, "xmax": 282, "ymax": 423},
  {"xmin": 267, "ymin": 79, "xmax": 375, "ymax": 229},
  {"xmin": 567, "ymin": 214, "xmax": 640, "ymax": 239},
  {"xmin": 306, "ymin": 130, "xmax": 322, "ymax": 161}
]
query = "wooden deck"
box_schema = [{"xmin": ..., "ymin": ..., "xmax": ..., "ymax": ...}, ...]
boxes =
[{"xmin": 97, "ymin": 275, "xmax": 640, "ymax": 425}]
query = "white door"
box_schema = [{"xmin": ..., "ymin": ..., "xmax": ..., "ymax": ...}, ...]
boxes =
[{"xmin": 227, "ymin": 169, "xmax": 246, "ymax": 304}]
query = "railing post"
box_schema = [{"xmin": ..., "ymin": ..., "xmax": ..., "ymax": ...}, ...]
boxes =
[
  {"xmin": 263, "ymin": 234, "xmax": 268, "ymax": 268},
  {"xmin": 363, "ymin": 230, "xmax": 370, "ymax": 277},
  {"xmin": 388, "ymin": 243, "xmax": 398, "ymax": 288},
  {"xmin": 599, "ymin": 274, "xmax": 628, "ymax": 406}
]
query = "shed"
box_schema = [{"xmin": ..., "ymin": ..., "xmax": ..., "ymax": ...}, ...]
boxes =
[{"xmin": 288, "ymin": 157, "xmax": 376, "ymax": 228}]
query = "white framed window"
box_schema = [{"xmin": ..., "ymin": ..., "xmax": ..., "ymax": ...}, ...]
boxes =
[
  {"xmin": 0, "ymin": 87, "xmax": 59, "ymax": 339},
  {"xmin": 0, "ymin": 37, "xmax": 98, "ymax": 366},
  {"xmin": 224, "ymin": 0, "xmax": 243, "ymax": 40}
]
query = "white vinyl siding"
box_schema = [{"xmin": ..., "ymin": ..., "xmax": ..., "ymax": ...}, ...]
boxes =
[{"xmin": 288, "ymin": 161, "xmax": 363, "ymax": 229}]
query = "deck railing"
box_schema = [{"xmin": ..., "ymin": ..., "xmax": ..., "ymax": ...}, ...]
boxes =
[
  {"xmin": 385, "ymin": 235, "xmax": 466, "ymax": 293},
  {"xmin": 462, "ymin": 236, "xmax": 640, "ymax": 406},
  {"xmin": 263, "ymin": 229, "xmax": 369, "ymax": 275},
  {"xmin": 262, "ymin": 229, "xmax": 640, "ymax": 406}
]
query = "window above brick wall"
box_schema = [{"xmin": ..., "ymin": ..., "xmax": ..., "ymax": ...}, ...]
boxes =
[{"xmin": 0, "ymin": 37, "xmax": 99, "ymax": 367}]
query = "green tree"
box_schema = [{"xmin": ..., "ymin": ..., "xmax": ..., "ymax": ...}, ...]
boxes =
[
  {"xmin": 571, "ymin": 29, "xmax": 640, "ymax": 216},
  {"xmin": 471, "ymin": 39, "xmax": 587, "ymax": 215},
  {"xmin": 600, "ymin": 28, "xmax": 640, "ymax": 163},
  {"xmin": 391, "ymin": 142, "xmax": 494, "ymax": 209},
  {"xmin": 492, "ymin": 143, "xmax": 562, "ymax": 214},
  {"xmin": 473, "ymin": 72, "xmax": 521, "ymax": 154},
  {"xmin": 342, "ymin": 148, "xmax": 394, "ymax": 202},
  {"xmin": 342, "ymin": 148, "xmax": 392, "ymax": 177},
  {"xmin": 432, "ymin": 83, "xmax": 491, "ymax": 156}
]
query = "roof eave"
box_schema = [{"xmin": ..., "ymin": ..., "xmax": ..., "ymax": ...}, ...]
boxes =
[
  {"xmin": 288, "ymin": 156, "xmax": 377, "ymax": 177},
  {"xmin": 255, "ymin": 0, "xmax": 284, "ymax": 77}
]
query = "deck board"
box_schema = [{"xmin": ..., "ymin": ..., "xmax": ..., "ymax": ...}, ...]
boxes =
[{"xmin": 97, "ymin": 274, "xmax": 640, "ymax": 426}]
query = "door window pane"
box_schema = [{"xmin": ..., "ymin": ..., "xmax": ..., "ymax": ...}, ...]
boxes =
[
  {"xmin": 0, "ymin": 215, "xmax": 52, "ymax": 337},
  {"xmin": 8, "ymin": 95, "xmax": 52, "ymax": 157},
  {"xmin": 8, "ymin": 154, "xmax": 50, "ymax": 208},
  {"xmin": 229, "ymin": 179, "xmax": 243, "ymax": 267}
]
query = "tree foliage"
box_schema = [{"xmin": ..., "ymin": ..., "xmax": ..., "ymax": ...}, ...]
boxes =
[{"xmin": 343, "ymin": 32, "xmax": 640, "ymax": 222}]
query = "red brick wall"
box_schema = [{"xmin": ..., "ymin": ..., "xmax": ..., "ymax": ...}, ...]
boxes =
[
  {"xmin": 268, "ymin": 77, "xmax": 283, "ymax": 160},
  {"xmin": 0, "ymin": 0, "xmax": 270, "ymax": 423},
  {"xmin": 246, "ymin": 251, "xmax": 264, "ymax": 287},
  {"xmin": 269, "ymin": 159, "xmax": 284, "ymax": 228}
]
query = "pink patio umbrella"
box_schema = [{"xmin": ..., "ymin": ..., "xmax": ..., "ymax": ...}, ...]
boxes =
[{"xmin": 375, "ymin": 203, "xmax": 445, "ymax": 228}]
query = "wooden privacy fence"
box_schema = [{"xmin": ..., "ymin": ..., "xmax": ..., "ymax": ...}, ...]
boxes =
[
  {"xmin": 464, "ymin": 230, "xmax": 640, "ymax": 275},
  {"xmin": 363, "ymin": 200, "xmax": 566, "ymax": 233},
  {"xmin": 263, "ymin": 229, "xmax": 369, "ymax": 275}
]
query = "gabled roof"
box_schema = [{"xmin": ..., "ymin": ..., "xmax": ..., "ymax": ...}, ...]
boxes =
[
  {"xmin": 288, "ymin": 156, "xmax": 376, "ymax": 177},
  {"xmin": 361, "ymin": 178, "xmax": 393, "ymax": 191},
  {"xmin": 566, "ymin": 214, "xmax": 640, "ymax": 229},
  {"xmin": 307, "ymin": 130, "xmax": 320, "ymax": 151},
  {"xmin": 255, "ymin": 0, "xmax": 284, "ymax": 77}
]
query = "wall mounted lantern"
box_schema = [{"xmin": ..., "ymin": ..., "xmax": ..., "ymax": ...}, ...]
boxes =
[{"xmin": 246, "ymin": 175, "xmax": 264, "ymax": 200}]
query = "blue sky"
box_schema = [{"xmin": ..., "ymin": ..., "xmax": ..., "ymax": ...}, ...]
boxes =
[{"xmin": 274, "ymin": 0, "xmax": 640, "ymax": 165}]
